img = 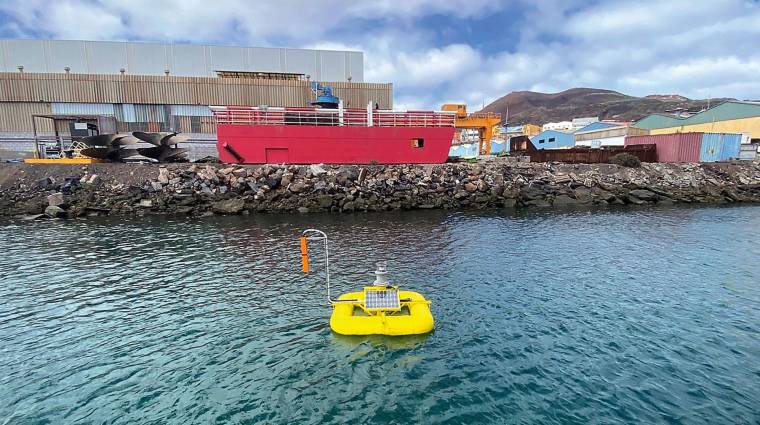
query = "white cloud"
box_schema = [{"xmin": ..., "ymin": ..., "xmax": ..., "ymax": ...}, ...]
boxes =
[{"xmin": 1, "ymin": 0, "xmax": 759, "ymax": 109}]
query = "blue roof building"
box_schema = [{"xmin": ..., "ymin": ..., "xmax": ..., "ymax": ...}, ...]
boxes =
[
  {"xmin": 575, "ymin": 121, "xmax": 618, "ymax": 133},
  {"xmin": 530, "ymin": 130, "xmax": 575, "ymax": 150}
]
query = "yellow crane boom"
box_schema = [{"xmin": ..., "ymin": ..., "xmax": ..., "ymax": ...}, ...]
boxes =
[{"xmin": 441, "ymin": 104, "xmax": 502, "ymax": 155}]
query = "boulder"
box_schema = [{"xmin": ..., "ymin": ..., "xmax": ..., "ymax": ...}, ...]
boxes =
[
  {"xmin": 47, "ymin": 192, "xmax": 65, "ymax": 207},
  {"xmin": 212, "ymin": 198, "xmax": 245, "ymax": 214},
  {"xmin": 629, "ymin": 189, "xmax": 656, "ymax": 201},
  {"xmin": 553, "ymin": 194, "xmax": 579, "ymax": 206},
  {"xmin": 503, "ymin": 198, "xmax": 518, "ymax": 208},
  {"xmin": 87, "ymin": 174, "xmax": 101, "ymax": 186},
  {"xmin": 310, "ymin": 164, "xmax": 327, "ymax": 176},
  {"xmin": 37, "ymin": 177, "xmax": 56, "ymax": 189},
  {"xmin": 318, "ymin": 195, "xmax": 333, "ymax": 208},
  {"xmin": 44, "ymin": 205, "xmax": 65, "ymax": 218},
  {"xmin": 289, "ymin": 182, "xmax": 305, "ymax": 193},
  {"xmin": 157, "ymin": 169, "xmax": 170, "ymax": 184}
]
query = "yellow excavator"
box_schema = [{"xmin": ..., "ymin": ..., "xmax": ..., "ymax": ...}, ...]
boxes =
[{"xmin": 441, "ymin": 104, "xmax": 502, "ymax": 155}]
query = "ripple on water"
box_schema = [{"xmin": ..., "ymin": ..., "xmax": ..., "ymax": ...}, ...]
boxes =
[{"xmin": 0, "ymin": 206, "xmax": 759, "ymax": 424}]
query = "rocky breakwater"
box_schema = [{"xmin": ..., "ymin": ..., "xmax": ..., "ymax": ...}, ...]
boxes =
[{"xmin": 1, "ymin": 160, "xmax": 760, "ymax": 218}]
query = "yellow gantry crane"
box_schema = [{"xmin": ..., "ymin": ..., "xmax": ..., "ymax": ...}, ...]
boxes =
[{"xmin": 441, "ymin": 104, "xmax": 502, "ymax": 155}]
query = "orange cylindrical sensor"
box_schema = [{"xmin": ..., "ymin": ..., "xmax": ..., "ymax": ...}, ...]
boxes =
[
  {"xmin": 301, "ymin": 254, "xmax": 310, "ymax": 273},
  {"xmin": 300, "ymin": 237, "xmax": 308, "ymax": 256},
  {"xmin": 300, "ymin": 237, "xmax": 309, "ymax": 273}
]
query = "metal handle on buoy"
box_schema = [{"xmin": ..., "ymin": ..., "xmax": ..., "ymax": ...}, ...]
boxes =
[{"xmin": 301, "ymin": 229, "xmax": 341, "ymax": 305}]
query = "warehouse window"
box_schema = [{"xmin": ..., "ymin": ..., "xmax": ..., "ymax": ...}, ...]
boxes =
[
  {"xmin": 411, "ymin": 138, "xmax": 424, "ymax": 148},
  {"xmin": 549, "ymin": 137, "xmax": 556, "ymax": 143},
  {"xmin": 538, "ymin": 139, "xmax": 545, "ymax": 144}
]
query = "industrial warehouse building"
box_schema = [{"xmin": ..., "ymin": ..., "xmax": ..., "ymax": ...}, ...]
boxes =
[
  {"xmin": 574, "ymin": 121, "xmax": 633, "ymax": 148},
  {"xmin": 0, "ymin": 39, "xmax": 392, "ymax": 158},
  {"xmin": 632, "ymin": 101, "xmax": 760, "ymax": 142}
]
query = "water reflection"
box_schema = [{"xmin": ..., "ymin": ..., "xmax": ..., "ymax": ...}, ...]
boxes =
[{"xmin": 1, "ymin": 204, "xmax": 759, "ymax": 424}]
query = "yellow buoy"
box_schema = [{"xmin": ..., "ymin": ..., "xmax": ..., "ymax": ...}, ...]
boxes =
[{"xmin": 300, "ymin": 229, "xmax": 434, "ymax": 336}]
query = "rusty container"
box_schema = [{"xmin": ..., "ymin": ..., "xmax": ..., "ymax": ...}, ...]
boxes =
[{"xmin": 625, "ymin": 133, "xmax": 702, "ymax": 162}]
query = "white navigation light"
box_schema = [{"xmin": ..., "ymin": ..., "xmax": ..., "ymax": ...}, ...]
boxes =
[{"xmin": 373, "ymin": 261, "xmax": 389, "ymax": 286}]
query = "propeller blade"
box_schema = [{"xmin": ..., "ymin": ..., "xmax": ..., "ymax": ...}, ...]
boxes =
[
  {"xmin": 80, "ymin": 134, "xmax": 122, "ymax": 146},
  {"xmin": 119, "ymin": 149, "xmax": 157, "ymax": 162},
  {"xmin": 132, "ymin": 131, "xmax": 165, "ymax": 146},
  {"xmin": 112, "ymin": 135, "xmax": 140, "ymax": 146},
  {"xmin": 158, "ymin": 147, "xmax": 188, "ymax": 161},
  {"xmin": 79, "ymin": 147, "xmax": 110, "ymax": 159},
  {"xmin": 137, "ymin": 146, "xmax": 188, "ymax": 162},
  {"xmin": 136, "ymin": 146, "xmax": 163, "ymax": 159},
  {"xmin": 161, "ymin": 133, "xmax": 189, "ymax": 146}
]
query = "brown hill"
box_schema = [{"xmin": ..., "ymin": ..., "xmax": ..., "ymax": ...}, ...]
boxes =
[{"xmin": 480, "ymin": 88, "xmax": 731, "ymax": 125}]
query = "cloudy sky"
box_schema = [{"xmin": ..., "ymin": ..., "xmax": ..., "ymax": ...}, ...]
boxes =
[{"xmin": 1, "ymin": 0, "xmax": 759, "ymax": 109}]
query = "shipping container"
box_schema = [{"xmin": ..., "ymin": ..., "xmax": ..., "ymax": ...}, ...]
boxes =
[
  {"xmin": 699, "ymin": 133, "xmax": 741, "ymax": 162},
  {"xmin": 526, "ymin": 144, "xmax": 656, "ymax": 163},
  {"xmin": 625, "ymin": 133, "xmax": 702, "ymax": 162}
]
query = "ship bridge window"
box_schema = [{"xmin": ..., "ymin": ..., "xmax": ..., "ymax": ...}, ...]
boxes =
[{"xmin": 412, "ymin": 138, "xmax": 424, "ymax": 148}]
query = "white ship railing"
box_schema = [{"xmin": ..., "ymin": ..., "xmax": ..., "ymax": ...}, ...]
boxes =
[{"xmin": 210, "ymin": 104, "xmax": 456, "ymax": 128}]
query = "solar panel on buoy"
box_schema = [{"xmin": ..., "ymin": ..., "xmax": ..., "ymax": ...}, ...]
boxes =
[{"xmin": 364, "ymin": 288, "xmax": 401, "ymax": 311}]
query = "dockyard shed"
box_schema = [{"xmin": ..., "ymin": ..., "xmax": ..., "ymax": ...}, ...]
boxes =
[
  {"xmin": 530, "ymin": 130, "xmax": 574, "ymax": 150},
  {"xmin": 632, "ymin": 101, "xmax": 760, "ymax": 140},
  {"xmin": 574, "ymin": 123, "xmax": 628, "ymax": 148}
]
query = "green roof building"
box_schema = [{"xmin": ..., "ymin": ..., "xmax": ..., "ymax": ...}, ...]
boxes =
[{"xmin": 632, "ymin": 101, "xmax": 760, "ymax": 140}]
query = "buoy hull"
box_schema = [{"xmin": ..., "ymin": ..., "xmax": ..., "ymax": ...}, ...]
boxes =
[{"xmin": 330, "ymin": 290, "xmax": 434, "ymax": 336}]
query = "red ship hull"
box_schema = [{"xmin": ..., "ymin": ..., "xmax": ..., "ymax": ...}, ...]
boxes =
[{"xmin": 216, "ymin": 124, "xmax": 455, "ymax": 164}]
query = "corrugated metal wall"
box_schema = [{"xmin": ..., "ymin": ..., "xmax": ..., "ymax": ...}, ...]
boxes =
[
  {"xmin": 0, "ymin": 39, "xmax": 363, "ymax": 82},
  {"xmin": 51, "ymin": 102, "xmax": 115, "ymax": 115},
  {"xmin": 699, "ymin": 133, "xmax": 742, "ymax": 162},
  {"xmin": 627, "ymin": 127, "xmax": 650, "ymax": 137},
  {"xmin": 0, "ymin": 73, "xmax": 392, "ymax": 109},
  {"xmin": 0, "ymin": 102, "xmax": 53, "ymax": 131},
  {"xmin": 574, "ymin": 126, "xmax": 628, "ymax": 142},
  {"xmin": 3, "ymin": 101, "xmax": 218, "ymax": 133},
  {"xmin": 625, "ymin": 133, "xmax": 702, "ymax": 162},
  {"xmin": 171, "ymin": 105, "xmax": 212, "ymax": 116}
]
